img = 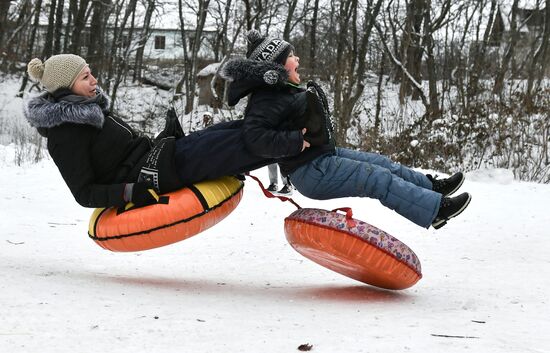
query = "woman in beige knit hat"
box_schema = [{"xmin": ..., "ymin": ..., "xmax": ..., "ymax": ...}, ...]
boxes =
[
  {"xmin": 27, "ymin": 54, "xmax": 92, "ymax": 95},
  {"xmin": 24, "ymin": 54, "xmax": 277, "ymax": 209}
]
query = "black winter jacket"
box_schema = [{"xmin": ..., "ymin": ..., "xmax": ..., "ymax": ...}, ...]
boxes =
[
  {"xmin": 221, "ymin": 59, "xmax": 335, "ymax": 176},
  {"xmin": 24, "ymin": 89, "xmax": 182, "ymax": 208}
]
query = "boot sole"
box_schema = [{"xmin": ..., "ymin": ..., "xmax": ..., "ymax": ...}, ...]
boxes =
[
  {"xmin": 432, "ymin": 193, "xmax": 472, "ymax": 229},
  {"xmin": 444, "ymin": 174, "xmax": 465, "ymax": 196},
  {"xmin": 273, "ymin": 190, "xmax": 294, "ymax": 196}
]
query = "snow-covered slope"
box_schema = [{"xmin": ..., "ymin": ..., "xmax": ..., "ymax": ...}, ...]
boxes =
[{"xmin": 1, "ymin": 149, "xmax": 549, "ymax": 353}]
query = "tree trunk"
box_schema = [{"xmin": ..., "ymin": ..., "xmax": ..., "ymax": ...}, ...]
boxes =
[
  {"xmin": 283, "ymin": 0, "xmax": 299, "ymax": 40},
  {"xmin": 493, "ymin": 0, "xmax": 520, "ymax": 96},
  {"xmin": 109, "ymin": 0, "xmax": 139, "ymax": 109},
  {"xmin": 184, "ymin": 0, "xmax": 211, "ymax": 114},
  {"xmin": 333, "ymin": 0, "xmax": 383, "ymax": 145},
  {"xmin": 468, "ymin": 0, "xmax": 496, "ymax": 102},
  {"xmin": 17, "ymin": 0, "xmax": 43, "ymax": 97},
  {"xmin": 88, "ymin": 0, "xmax": 111, "ymax": 81},
  {"xmin": 1, "ymin": 0, "xmax": 31, "ymax": 69},
  {"xmin": 308, "ymin": 0, "xmax": 319, "ymax": 77},
  {"xmin": 332, "ymin": 0, "xmax": 356, "ymax": 144},
  {"xmin": 0, "ymin": 0, "xmax": 14, "ymax": 55},
  {"xmin": 212, "ymin": 0, "xmax": 232, "ymax": 61},
  {"xmin": 133, "ymin": 0, "xmax": 155, "ymax": 82},
  {"xmin": 399, "ymin": 0, "xmax": 427, "ymax": 103},
  {"xmin": 423, "ymin": 0, "xmax": 440, "ymax": 119},
  {"xmin": 64, "ymin": 0, "xmax": 77, "ymax": 52},
  {"xmin": 69, "ymin": 0, "xmax": 92, "ymax": 55},
  {"xmin": 373, "ymin": 52, "xmax": 385, "ymax": 145},
  {"xmin": 106, "ymin": 0, "xmax": 137, "ymax": 92},
  {"xmin": 53, "ymin": 0, "xmax": 64, "ymax": 53},
  {"xmin": 41, "ymin": 0, "xmax": 57, "ymax": 59},
  {"xmin": 526, "ymin": 0, "xmax": 550, "ymax": 97},
  {"xmin": 243, "ymin": 0, "xmax": 253, "ymax": 30},
  {"xmin": 174, "ymin": 0, "xmax": 190, "ymax": 112}
]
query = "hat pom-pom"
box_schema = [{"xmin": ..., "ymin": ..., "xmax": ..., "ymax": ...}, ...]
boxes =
[
  {"xmin": 247, "ymin": 29, "xmax": 263, "ymax": 44},
  {"xmin": 27, "ymin": 58, "xmax": 45, "ymax": 81}
]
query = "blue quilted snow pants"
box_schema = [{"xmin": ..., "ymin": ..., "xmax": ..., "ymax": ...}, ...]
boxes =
[{"xmin": 288, "ymin": 147, "xmax": 441, "ymax": 228}]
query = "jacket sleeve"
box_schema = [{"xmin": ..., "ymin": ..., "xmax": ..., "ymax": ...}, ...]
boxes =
[
  {"xmin": 242, "ymin": 92, "xmax": 304, "ymax": 159},
  {"xmin": 206, "ymin": 119, "xmax": 244, "ymax": 130},
  {"xmin": 47, "ymin": 125, "xmax": 128, "ymax": 208}
]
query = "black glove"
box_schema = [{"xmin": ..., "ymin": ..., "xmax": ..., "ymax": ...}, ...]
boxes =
[
  {"xmin": 130, "ymin": 182, "xmax": 160, "ymax": 208},
  {"xmin": 303, "ymin": 81, "xmax": 334, "ymax": 146},
  {"xmin": 156, "ymin": 107, "xmax": 185, "ymax": 140}
]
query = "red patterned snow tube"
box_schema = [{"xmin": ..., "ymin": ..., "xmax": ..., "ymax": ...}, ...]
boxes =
[{"xmin": 285, "ymin": 208, "xmax": 422, "ymax": 290}]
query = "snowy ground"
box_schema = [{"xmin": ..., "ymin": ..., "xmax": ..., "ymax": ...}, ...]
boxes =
[{"xmin": 1, "ymin": 145, "xmax": 549, "ymax": 353}]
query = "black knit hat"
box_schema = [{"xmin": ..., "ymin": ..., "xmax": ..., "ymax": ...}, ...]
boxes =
[{"xmin": 246, "ymin": 29, "xmax": 293, "ymax": 65}]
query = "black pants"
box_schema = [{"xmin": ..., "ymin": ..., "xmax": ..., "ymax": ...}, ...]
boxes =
[{"xmin": 174, "ymin": 127, "xmax": 274, "ymax": 185}]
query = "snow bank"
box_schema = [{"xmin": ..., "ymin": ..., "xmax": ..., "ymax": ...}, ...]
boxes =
[{"xmin": 1, "ymin": 148, "xmax": 549, "ymax": 353}]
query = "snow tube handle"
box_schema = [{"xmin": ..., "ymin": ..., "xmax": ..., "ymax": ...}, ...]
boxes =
[
  {"xmin": 332, "ymin": 207, "xmax": 353, "ymax": 219},
  {"xmin": 331, "ymin": 207, "xmax": 356, "ymax": 227}
]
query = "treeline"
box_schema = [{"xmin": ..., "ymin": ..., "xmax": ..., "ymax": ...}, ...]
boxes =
[{"xmin": 1, "ymin": 0, "xmax": 549, "ymax": 181}]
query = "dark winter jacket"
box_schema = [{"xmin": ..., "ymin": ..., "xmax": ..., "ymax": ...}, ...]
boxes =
[
  {"xmin": 221, "ymin": 58, "xmax": 335, "ymax": 176},
  {"xmin": 24, "ymin": 89, "xmax": 182, "ymax": 208}
]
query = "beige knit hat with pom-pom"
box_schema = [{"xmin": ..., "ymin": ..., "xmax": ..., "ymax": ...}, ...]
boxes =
[{"xmin": 27, "ymin": 54, "xmax": 87, "ymax": 93}]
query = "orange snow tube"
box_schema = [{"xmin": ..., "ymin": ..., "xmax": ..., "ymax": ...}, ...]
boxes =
[
  {"xmin": 285, "ymin": 208, "xmax": 422, "ymax": 290},
  {"xmin": 88, "ymin": 176, "xmax": 243, "ymax": 252}
]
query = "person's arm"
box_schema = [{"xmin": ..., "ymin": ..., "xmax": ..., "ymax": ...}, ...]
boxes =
[
  {"xmin": 48, "ymin": 125, "xmax": 128, "ymax": 208},
  {"xmin": 206, "ymin": 119, "xmax": 244, "ymax": 131},
  {"xmin": 242, "ymin": 93, "xmax": 305, "ymax": 158}
]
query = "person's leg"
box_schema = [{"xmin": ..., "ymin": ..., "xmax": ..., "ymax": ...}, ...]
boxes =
[
  {"xmin": 174, "ymin": 128, "xmax": 274, "ymax": 185},
  {"xmin": 268, "ymin": 164, "xmax": 278, "ymax": 185},
  {"xmin": 289, "ymin": 153, "xmax": 441, "ymax": 228},
  {"xmin": 281, "ymin": 173, "xmax": 291, "ymax": 186},
  {"xmin": 335, "ymin": 147, "xmax": 432, "ymax": 189},
  {"xmin": 276, "ymin": 166, "xmax": 293, "ymax": 194},
  {"xmin": 267, "ymin": 163, "xmax": 279, "ymax": 191}
]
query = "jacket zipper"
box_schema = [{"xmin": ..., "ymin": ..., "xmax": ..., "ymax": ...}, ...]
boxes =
[{"xmin": 109, "ymin": 116, "xmax": 133, "ymax": 137}]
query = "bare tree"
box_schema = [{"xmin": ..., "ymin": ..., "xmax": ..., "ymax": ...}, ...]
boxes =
[
  {"xmin": 109, "ymin": 0, "xmax": 140, "ymax": 108},
  {"xmin": 41, "ymin": 0, "xmax": 57, "ymax": 59},
  {"xmin": 282, "ymin": 0, "xmax": 299, "ymax": 40},
  {"xmin": 332, "ymin": 0, "xmax": 383, "ymax": 145},
  {"xmin": 0, "ymin": 0, "xmax": 15, "ymax": 57},
  {"xmin": 467, "ymin": 0, "xmax": 497, "ymax": 104},
  {"xmin": 308, "ymin": 0, "xmax": 319, "ymax": 77},
  {"xmin": 88, "ymin": 0, "xmax": 113, "ymax": 82},
  {"xmin": 174, "ymin": 0, "xmax": 211, "ymax": 114},
  {"xmin": 133, "ymin": 0, "xmax": 156, "ymax": 82},
  {"xmin": 68, "ymin": 0, "xmax": 92, "ymax": 55},
  {"xmin": 423, "ymin": 0, "xmax": 453, "ymax": 119},
  {"xmin": 1, "ymin": 0, "xmax": 33, "ymax": 69},
  {"xmin": 17, "ymin": 0, "xmax": 43, "ymax": 97},
  {"xmin": 242, "ymin": 0, "xmax": 263, "ymax": 30},
  {"xmin": 526, "ymin": 0, "xmax": 550, "ymax": 99},
  {"xmin": 493, "ymin": 0, "xmax": 520, "ymax": 96},
  {"xmin": 53, "ymin": 0, "xmax": 64, "ymax": 53},
  {"xmin": 106, "ymin": 0, "xmax": 138, "ymax": 92},
  {"xmin": 397, "ymin": 0, "xmax": 427, "ymax": 103}
]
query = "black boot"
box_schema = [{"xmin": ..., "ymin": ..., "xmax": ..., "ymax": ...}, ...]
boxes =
[
  {"xmin": 432, "ymin": 192, "xmax": 472, "ymax": 229},
  {"xmin": 276, "ymin": 184, "xmax": 294, "ymax": 195},
  {"xmin": 427, "ymin": 172, "xmax": 465, "ymax": 196},
  {"xmin": 267, "ymin": 183, "xmax": 278, "ymax": 192}
]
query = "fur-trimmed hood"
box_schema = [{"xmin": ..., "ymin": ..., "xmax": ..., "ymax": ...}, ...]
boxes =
[
  {"xmin": 220, "ymin": 58, "xmax": 289, "ymax": 106},
  {"xmin": 24, "ymin": 89, "xmax": 110, "ymax": 130}
]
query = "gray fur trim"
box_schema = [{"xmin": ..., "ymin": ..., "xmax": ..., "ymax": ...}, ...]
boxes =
[
  {"xmin": 220, "ymin": 58, "xmax": 288, "ymax": 84},
  {"xmin": 24, "ymin": 91, "xmax": 109, "ymax": 129}
]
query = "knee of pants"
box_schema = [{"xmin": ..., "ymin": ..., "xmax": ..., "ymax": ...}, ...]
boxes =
[
  {"xmin": 289, "ymin": 174, "xmax": 316, "ymax": 198},
  {"xmin": 362, "ymin": 167, "xmax": 393, "ymax": 200},
  {"xmin": 289, "ymin": 169, "xmax": 330, "ymax": 200}
]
